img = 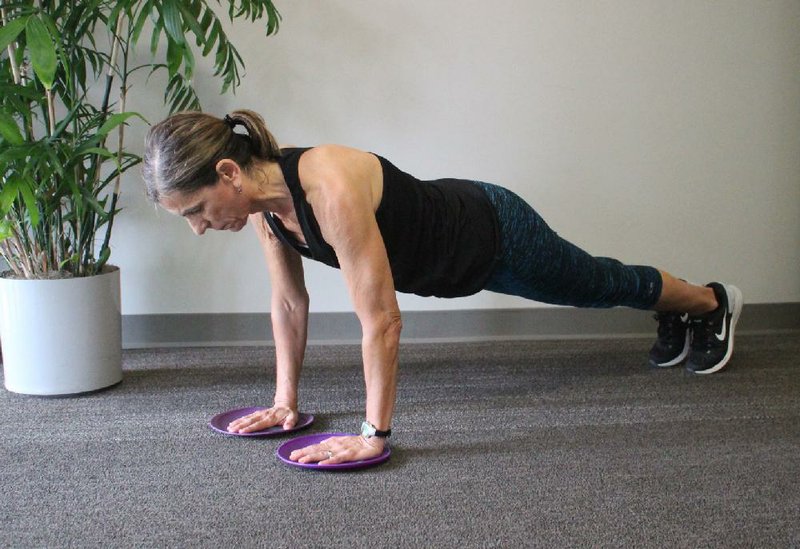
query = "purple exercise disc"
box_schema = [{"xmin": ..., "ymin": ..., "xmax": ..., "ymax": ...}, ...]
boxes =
[
  {"xmin": 208, "ymin": 407, "xmax": 314, "ymax": 437},
  {"xmin": 276, "ymin": 432, "xmax": 391, "ymax": 471}
]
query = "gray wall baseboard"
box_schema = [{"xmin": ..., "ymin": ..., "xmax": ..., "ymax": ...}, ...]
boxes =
[{"xmin": 122, "ymin": 303, "xmax": 799, "ymax": 348}]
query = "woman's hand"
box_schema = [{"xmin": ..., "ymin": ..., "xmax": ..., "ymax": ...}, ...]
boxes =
[
  {"xmin": 226, "ymin": 405, "xmax": 298, "ymax": 434},
  {"xmin": 289, "ymin": 434, "xmax": 385, "ymax": 465}
]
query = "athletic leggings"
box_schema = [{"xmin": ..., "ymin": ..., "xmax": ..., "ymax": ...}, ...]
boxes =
[{"xmin": 473, "ymin": 181, "xmax": 663, "ymax": 309}]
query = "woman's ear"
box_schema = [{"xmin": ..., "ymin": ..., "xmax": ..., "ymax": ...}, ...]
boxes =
[{"xmin": 215, "ymin": 158, "xmax": 241, "ymax": 184}]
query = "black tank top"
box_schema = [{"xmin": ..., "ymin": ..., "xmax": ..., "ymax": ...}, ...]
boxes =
[{"xmin": 264, "ymin": 147, "xmax": 500, "ymax": 298}]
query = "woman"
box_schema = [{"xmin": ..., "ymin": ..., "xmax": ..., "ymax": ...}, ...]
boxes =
[{"xmin": 142, "ymin": 110, "xmax": 742, "ymax": 465}]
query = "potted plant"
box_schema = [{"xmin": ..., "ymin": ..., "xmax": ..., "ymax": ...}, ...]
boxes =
[{"xmin": 0, "ymin": 0, "xmax": 281, "ymax": 395}]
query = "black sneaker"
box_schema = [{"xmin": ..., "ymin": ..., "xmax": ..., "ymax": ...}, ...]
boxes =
[
  {"xmin": 686, "ymin": 282, "xmax": 743, "ymax": 374},
  {"xmin": 648, "ymin": 312, "xmax": 691, "ymax": 367}
]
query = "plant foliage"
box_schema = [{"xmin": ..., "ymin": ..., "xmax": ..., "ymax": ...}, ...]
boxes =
[{"xmin": 0, "ymin": 0, "xmax": 281, "ymax": 278}]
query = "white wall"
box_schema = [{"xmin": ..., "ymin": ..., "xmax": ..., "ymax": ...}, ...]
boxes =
[{"xmin": 114, "ymin": 0, "xmax": 800, "ymax": 315}]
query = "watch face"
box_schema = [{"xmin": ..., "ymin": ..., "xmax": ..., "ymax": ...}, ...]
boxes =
[{"xmin": 361, "ymin": 421, "xmax": 376, "ymax": 438}]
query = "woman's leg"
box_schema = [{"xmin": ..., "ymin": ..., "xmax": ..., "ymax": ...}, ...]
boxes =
[
  {"xmin": 477, "ymin": 181, "xmax": 718, "ymax": 314},
  {"xmin": 473, "ymin": 180, "xmax": 742, "ymax": 374},
  {"xmin": 653, "ymin": 271, "xmax": 718, "ymax": 314},
  {"xmin": 475, "ymin": 181, "xmax": 663, "ymax": 310}
]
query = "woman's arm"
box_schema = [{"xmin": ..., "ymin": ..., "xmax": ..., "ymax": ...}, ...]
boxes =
[
  {"xmin": 227, "ymin": 212, "xmax": 309, "ymax": 433},
  {"xmin": 288, "ymin": 145, "xmax": 401, "ymax": 464},
  {"xmin": 327, "ymin": 194, "xmax": 401, "ymax": 435}
]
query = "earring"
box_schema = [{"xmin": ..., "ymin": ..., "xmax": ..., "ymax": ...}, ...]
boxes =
[{"xmin": 236, "ymin": 186, "xmax": 242, "ymax": 194}]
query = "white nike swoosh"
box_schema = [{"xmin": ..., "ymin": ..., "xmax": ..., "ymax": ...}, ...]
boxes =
[
  {"xmin": 680, "ymin": 314, "xmax": 689, "ymax": 323},
  {"xmin": 715, "ymin": 320, "xmax": 727, "ymax": 341}
]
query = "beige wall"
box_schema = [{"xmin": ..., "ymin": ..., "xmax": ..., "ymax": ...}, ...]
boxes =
[{"xmin": 115, "ymin": 0, "xmax": 800, "ymax": 314}]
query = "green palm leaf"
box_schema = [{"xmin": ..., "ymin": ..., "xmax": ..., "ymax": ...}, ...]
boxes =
[{"xmin": 26, "ymin": 16, "xmax": 58, "ymax": 90}]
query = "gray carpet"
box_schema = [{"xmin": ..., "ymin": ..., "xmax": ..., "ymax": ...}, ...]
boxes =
[{"xmin": 1, "ymin": 334, "xmax": 798, "ymax": 548}]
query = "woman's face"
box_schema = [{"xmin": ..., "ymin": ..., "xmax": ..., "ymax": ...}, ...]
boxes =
[{"xmin": 159, "ymin": 179, "xmax": 250, "ymax": 235}]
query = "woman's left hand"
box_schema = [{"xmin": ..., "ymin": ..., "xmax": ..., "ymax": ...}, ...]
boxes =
[{"xmin": 289, "ymin": 434, "xmax": 385, "ymax": 464}]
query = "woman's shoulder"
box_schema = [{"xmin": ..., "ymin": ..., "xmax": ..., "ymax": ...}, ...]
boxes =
[
  {"xmin": 300, "ymin": 143, "xmax": 370, "ymax": 162},
  {"xmin": 298, "ymin": 144, "xmax": 379, "ymax": 182},
  {"xmin": 295, "ymin": 145, "xmax": 384, "ymax": 210}
]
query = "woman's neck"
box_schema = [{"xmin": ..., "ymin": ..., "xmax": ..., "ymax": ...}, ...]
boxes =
[{"xmin": 247, "ymin": 159, "xmax": 292, "ymax": 214}]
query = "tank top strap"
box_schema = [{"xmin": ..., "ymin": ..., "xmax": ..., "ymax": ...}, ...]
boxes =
[{"xmin": 274, "ymin": 148, "xmax": 340, "ymax": 268}]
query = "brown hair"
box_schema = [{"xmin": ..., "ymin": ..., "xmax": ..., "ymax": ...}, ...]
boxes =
[{"xmin": 142, "ymin": 109, "xmax": 281, "ymax": 202}]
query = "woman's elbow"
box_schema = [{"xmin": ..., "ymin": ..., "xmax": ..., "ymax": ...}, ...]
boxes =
[
  {"xmin": 363, "ymin": 310, "xmax": 403, "ymax": 341},
  {"xmin": 386, "ymin": 310, "xmax": 403, "ymax": 338},
  {"xmin": 272, "ymin": 291, "xmax": 309, "ymax": 314}
]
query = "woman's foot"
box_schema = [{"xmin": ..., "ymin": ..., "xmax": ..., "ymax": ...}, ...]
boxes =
[
  {"xmin": 648, "ymin": 312, "xmax": 691, "ymax": 367},
  {"xmin": 685, "ymin": 283, "xmax": 743, "ymax": 374}
]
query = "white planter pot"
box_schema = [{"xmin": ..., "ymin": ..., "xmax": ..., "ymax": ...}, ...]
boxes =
[{"xmin": 0, "ymin": 266, "xmax": 122, "ymax": 396}]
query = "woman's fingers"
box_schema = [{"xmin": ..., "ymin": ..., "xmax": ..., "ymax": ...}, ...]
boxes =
[
  {"xmin": 226, "ymin": 410, "xmax": 264, "ymax": 432},
  {"xmin": 227, "ymin": 410, "xmax": 269, "ymax": 433},
  {"xmin": 282, "ymin": 410, "xmax": 298, "ymax": 430},
  {"xmin": 238, "ymin": 417, "xmax": 275, "ymax": 433},
  {"xmin": 288, "ymin": 435, "xmax": 383, "ymax": 464},
  {"xmin": 227, "ymin": 407, "xmax": 291, "ymax": 433}
]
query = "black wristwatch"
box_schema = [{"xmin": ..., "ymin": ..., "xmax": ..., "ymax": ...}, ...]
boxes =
[{"xmin": 361, "ymin": 420, "xmax": 392, "ymax": 439}]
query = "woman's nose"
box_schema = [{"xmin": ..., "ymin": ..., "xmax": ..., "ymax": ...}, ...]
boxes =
[{"xmin": 188, "ymin": 218, "xmax": 208, "ymax": 235}]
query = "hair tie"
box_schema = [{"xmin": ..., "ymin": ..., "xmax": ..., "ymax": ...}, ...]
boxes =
[{"xmin": 223, "ymin": 114, "xmax": 237, "ymax": 130}]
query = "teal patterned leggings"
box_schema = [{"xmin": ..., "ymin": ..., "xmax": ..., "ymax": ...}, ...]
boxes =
[{"xmin": 474, "ymin": 181, "xmax": 663, "ymax": 309}]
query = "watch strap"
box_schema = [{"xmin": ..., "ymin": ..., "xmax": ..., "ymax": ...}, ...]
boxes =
[{"xmin": 361, "ymin": 420, "xmax": 392, "ymax": 438}]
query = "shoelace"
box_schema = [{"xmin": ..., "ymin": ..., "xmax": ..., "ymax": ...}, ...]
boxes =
[
  {"xmin": 689, "ymin": 316, "xmax": 718, "ymax": 351},
  {"xmin": 653, "ymin": 312, "xmax": 685, "ymax": 339}
]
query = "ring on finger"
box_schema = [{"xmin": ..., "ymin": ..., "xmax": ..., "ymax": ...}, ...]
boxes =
[{"xmin": 325, "ymin": 450, "xmax": 334, "ymax": 460}]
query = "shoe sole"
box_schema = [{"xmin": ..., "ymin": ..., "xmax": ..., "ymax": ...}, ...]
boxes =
[
  {"xmin": 690, "ymin": 284, "xmax": 743, "ymax": 375},
  {"xmin": 649, "ymin": 329, "xmax": 691, "ymax": 368}
]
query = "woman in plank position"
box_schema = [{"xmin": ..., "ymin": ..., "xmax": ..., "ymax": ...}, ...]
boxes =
[{"xmin": 142, "ymin": 110, "xmax": 742, "ymax": 465}]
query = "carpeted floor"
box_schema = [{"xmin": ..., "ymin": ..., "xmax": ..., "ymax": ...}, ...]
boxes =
[{"xmin": 1, "ymin": 334, "xmax": 798, "ymax": 548}]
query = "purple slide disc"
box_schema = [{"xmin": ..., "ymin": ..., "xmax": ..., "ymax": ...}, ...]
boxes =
[{"xmin": 276, "ymin": 432, "xmax": 391, "ymax": 471}]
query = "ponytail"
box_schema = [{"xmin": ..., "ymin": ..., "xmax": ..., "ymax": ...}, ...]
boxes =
[{"xmin": 226, "ymin": 109, "xmax": 282, "ymax": 161}]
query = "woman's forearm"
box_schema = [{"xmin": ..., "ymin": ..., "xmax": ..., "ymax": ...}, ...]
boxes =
[
  {"xmin": 361, "ymin": 313, "xmax": 402, "ymax": 431},
  {"xmin": 271, "ymin": 297, "xmax": 309, "ymax": 408}
]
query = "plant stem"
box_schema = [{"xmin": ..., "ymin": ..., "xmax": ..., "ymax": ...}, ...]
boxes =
[
  {"xmin": 8, "ymin": 225, "xmax": 33, "ymax": 278},
  {"xmin": 84, "ymin": 14, "xmax": 125, "ymax": 273},
  {"xmin": 98, "ymin": 17, "xmax": 129, "ymax": 269},
  {"xmin": 102, "ymin": 15, "xmax": 123, "ymax": 112},
  {"xmin": 0, "ymin": 241, "xmax": 23, "ymax": 277},
  {"xmin": 1, "ymin": 5, "xmax": 22, "ymax": 85},
  {"xmin": 97, "ymin": 14, "xmax": 124, "ymax": 131},
  {"xmin": 45, "ymin": 89, "xmax": 55, "ymax": 136}
]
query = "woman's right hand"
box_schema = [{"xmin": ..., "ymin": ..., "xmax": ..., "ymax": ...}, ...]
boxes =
[{"xmin": 226, "ymin": 405, "xmax": 298, "ymax": 434}]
